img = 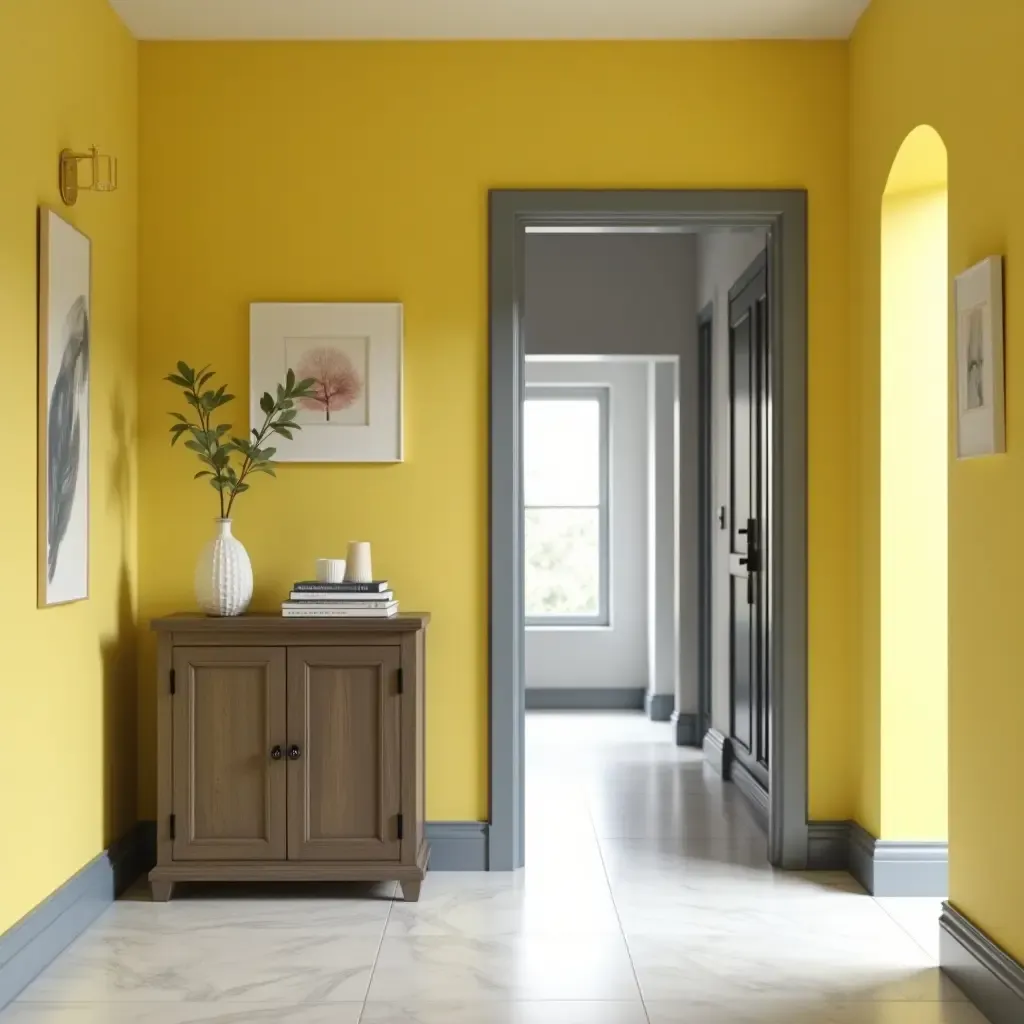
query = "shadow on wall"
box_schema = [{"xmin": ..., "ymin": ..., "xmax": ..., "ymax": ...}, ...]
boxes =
[{"xmin": 101, "ymin": 393, "xmax": 138, "ymax": 847}]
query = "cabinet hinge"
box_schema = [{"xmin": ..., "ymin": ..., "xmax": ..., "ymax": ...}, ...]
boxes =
[
  {"xmin": 169, "ymin": 814, "xmax": 176, "ymax": 841},
  {"xmin": 396, "ymin": 668, "xmax": 404, "ymax": 695},
  {"xmin": 169, "ymin": 669, "xmax": 176, "ymax": 695},
  {"xmin": 396, "ymin": 813, "xmax": 404, "ymax": 841}
]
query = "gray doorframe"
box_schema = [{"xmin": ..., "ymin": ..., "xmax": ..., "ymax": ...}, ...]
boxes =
[{"xmin": 488, "ymin": 190, "xmax": 808, "ymax": 871}]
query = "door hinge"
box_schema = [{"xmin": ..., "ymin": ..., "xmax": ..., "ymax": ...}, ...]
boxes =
[
  {"xmin": 396, "ymin": 813, "xmax": 404, "ymax": 841},
  {"xmin": 396, "ymin": 668, "xmax": 404, "ymax": 695},
  {"xmin": 169, "ymin": 814, "xmax": 176, "ymax": 841},
  {"xmin": 169, "ymin": 669, "xmax": 176, "ymax": 695}
]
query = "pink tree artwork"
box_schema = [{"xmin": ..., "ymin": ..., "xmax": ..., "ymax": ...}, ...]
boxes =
[{"xmin": 295, "ymin": 345, "xmax": 363, "ymax": 422}]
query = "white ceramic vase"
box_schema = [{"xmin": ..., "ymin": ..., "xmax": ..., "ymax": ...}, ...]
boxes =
[{"xmin": 195, "ymin": 518, "xmax": 253, "ymax": 616}]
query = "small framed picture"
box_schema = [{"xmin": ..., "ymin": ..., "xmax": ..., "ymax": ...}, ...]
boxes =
[
  {"xmin": 955, "ymin": 256, "xmax": 1006, "ymax": 458},
  {"xmin": 250, "ymin": 302, "xmax": 403, "ymax": 463}
]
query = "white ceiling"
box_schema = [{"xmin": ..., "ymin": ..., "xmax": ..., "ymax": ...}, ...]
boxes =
[{"xmin": 109, "ymin": 0, "xmax": 872, "ymax": 41}]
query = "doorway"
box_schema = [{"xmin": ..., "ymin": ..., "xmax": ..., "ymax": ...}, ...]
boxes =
[{"xmin": 488, "ymin": 191, "xmax": 808, "ymax": 871}]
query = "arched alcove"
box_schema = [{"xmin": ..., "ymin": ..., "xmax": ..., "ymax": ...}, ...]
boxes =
[{"xmin": 879, "ymin": 125, "xmax": 949, "ymax": 841}]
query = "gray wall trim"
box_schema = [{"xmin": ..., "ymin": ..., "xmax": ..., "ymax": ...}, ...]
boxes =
[
  {"xmin": 848, "ymin": 822, "xmax": 877, "ymax": 893},
  {"xmin": 732, "ymin": 758, "xmax": 770, "ymax": 830},
  {"xmin": 426, "ymin": 822, "xmax": 490, "ymax": 872},
  {"xmin": 671, "ymin": 710, "xmax": 701, "ymax": 746},
  {"xmin": 702, "ymin": 727, "xmax": 734, "ymax": 778},
  {"xmin": 856, "ymin": 825, "xmax": 949, "ymax": 897},
  {"xmin": 490, "ymin": 189, "xmax": 808, "ymax": 872},
  {"xmin": 646, "ymin": 692, "xmax": 674, "ymax": 722},
  {"xmin": 941, "ymin": 902, "xmax": 1024, "ymax": 1024},
  {"xmin": 525, "ymin": 687, "xmax": 644, "ymax": 711},
  {"xmin": 804, "ymin": 821, "xmax": 949, "ymax": 896},
  {"xmin": 0, "ymin": 822, "xmax": 151, "ymax": 1012},
  {"xmin": 806, "ymin": 820, "xmax": 851, "ymax": 871}
]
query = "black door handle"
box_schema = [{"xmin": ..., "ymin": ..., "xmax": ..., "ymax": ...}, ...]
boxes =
[
  {"xmin": 287, "ymin": 745, "xmax": 301, "ymax": 761},
  {"xmin": 270, "ymin": 745, "xmax": 283, "ymax": 761}
]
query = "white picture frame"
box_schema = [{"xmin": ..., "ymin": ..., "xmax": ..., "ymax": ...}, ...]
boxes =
[
  {"xmin": 955, "ymin": 256, "xmax": 1006, "ymax": 458},
  {"xmin": 38, "ymin": 208, "xmax": 91, "ymax": 607},
  {"xmin": 250, "ymin": 302, "xmax": 403, "ymax": 463}
]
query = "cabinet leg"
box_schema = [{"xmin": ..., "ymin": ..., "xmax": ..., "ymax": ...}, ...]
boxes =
[
  {"xmin": 150, "ymin": 880, "xmax": 174, "ymax": 902},
  {"xmin": 400, "ymin": 879, "xmax": 422, "ymax": 903}
]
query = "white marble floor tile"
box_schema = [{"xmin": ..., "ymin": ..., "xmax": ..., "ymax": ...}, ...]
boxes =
[
  {"xmin": 614, "ymin": 887, "xmax": 909, "ymax": 940},
  {"xmin": 876, "ymin": 898, "xmax": 945, "ymax": 960},
  {"xmin": 590, "ymin": 801, "xmax": 766, "ymax": 840},
  {"xmin": 90, "ymin": 893, "xmax": 394, "ymax": 938},
  {"xmin": 385, "ymin": 875, "xmax": 621, "ymax": 937},
  {"xmin": 0, "ymin": 1005, "xmax": 364, "ymax": 1023},
  {"xmin": 646, "ymin": 999, "xmax": 989, "ymax": 1023},
  {"xmin": 18, "ymin": 930, "xmax": 381, "ymax": 1004},
  {"xmin": 366, "ymin": 935, "xmax": 641, "ymax": 1002},
  {"xmin": 598, "ymin": 836, "xmax": 771, "ymax": 877},
  {"xmin": 628, "ymin": 933, "xmax": 965, "ymax": 1004},
  {"xmin": 360, "ymin": 1002, "xmax": 650, "ymax": 1023}
]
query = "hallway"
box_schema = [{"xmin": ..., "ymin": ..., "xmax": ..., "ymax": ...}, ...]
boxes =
[{"xmin": 2, "ymin": 714, "xmax": 977, "ymax": 1023}]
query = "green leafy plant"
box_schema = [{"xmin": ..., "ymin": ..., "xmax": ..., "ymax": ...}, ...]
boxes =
[{"xmin": 165, "ymin": 361, "xmax": 315, "ymax": 519}]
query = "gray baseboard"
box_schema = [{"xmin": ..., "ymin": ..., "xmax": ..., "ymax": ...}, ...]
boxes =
[
  {"xmin": 804, "ymin": 820, "xmax": 948, "ymax": 896},
  {"xmin": 806, "ymin": 820, "xmax": 851, "ymax": 871},
  {"xmin": 645, "ymin": 692, "xmax": 674, "ymax": 722},
  {"xmin": 525, "ymin": 687, "xmax": 644, "ymax": 711},
  {"xmin": 425, "ymin": 822, "xmax": 489, "ymax": 871},
  {"xmin": 671, "ymin": 711, "xmax": 700, "ymax": 746},
  {"xmin": 849, "ymin": 823, "xmax": 948, "ymax": 897},
  {"xmin": 732, "ymin": 759, "xmax": 769, "ymax": 830},
  {"xmin": 0, "ymin": 821, "xmax": 151, "ymax": 1012},
  {"xmin": 667, "ymin": 712, "xmax": 700, "ymax": 745},
  {"xmin": 941, "ymin": 902, "xmax": 1024, "ymax": 1024},
  {"xmin": 702, "ymin": 727, "xmax": 733, "ymax": 777}
]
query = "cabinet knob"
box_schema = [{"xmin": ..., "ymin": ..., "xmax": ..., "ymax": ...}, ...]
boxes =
[
  {"xmin": 270, "ymin": 745, "xmax": 283, "ymax": 761},
  {"xmin": 287, "ymin": 745, "xmax": 301, "ymax": 760}
]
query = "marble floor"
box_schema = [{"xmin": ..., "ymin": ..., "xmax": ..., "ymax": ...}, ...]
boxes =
[{"xmin": 3, "ymin": 712, "xmax": 981, "ymax": 1023}]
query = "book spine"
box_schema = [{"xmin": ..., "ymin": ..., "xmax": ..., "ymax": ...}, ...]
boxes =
[
  {"xmin": 292, "ymin": 582, "xmax": 386, "ymax": 593},
  {"xmin": 281, "ymin": 607, "xmax": 397, "ymax": 618},
  {"xmin": 284, "ymin": 600, "xmax": 393, "ymax": 609},
  {"xmin": 288, "ymin": 591, "xmax": 393, "ymax": 602}
]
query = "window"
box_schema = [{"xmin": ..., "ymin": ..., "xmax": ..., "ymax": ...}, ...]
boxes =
[{"xmin": 524, "ymin": 386, "xmax": 610, "ymax": 626}]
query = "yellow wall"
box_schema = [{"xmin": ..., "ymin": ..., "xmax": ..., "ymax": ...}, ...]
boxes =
[
  {"xmin": 880, "ymin": 183, "xmax": 948, "ymax": 839},
  {"xmin": 137, "ymin": 40, "xmax": 854, "ymax": 822},
  {"xmin": 852, "ymin": 0, "xmax": 1024, "ymax": 961},
  {"xmin": 0, "ymin": 0, "xmax": 138, "ymax": 934}
]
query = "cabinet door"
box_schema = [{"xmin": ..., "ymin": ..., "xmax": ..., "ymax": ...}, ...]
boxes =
[
  {"xmin": 287, "ymin": 646, "xmax": 402, "ymax": 861},
  {"xmin": 172, "ymin": 647, "xmax": 287, "ymax": 861}
]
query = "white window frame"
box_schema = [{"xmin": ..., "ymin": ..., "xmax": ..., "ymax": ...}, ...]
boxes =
[{"xmin": 524, "ymin": 384, "xmax": 611, "ymax": 629}]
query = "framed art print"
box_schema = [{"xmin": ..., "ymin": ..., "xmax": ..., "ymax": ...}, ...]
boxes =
[
  {"xmin": 250, "ymin": 302, "xmax": 403, "ymax": 463},
  {"xmin": 38, "ymin": 207, "xmax": 91, "ymax": 607},
  {"xmin": 955, "ymin": 255, "xmax": 1005, "ymax": 458}
]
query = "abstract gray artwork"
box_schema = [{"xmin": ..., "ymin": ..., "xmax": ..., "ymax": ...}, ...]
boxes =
[{"xmin": 38, "ymin": 209, "xmax": 91, "ymax": 606}]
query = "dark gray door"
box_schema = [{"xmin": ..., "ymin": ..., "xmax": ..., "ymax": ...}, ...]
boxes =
[
  {"xmin": 697, "ymin": 305, "xmax": 714, "ymax": 741},
  {"xmin": 727, "ymin": 250, "xmax": 770, "ymax": 791}
]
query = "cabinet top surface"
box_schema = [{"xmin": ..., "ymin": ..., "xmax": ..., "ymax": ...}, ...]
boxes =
[{"xmin": 151, "ymin": 613, "xmax": 430, "ymax": 634}]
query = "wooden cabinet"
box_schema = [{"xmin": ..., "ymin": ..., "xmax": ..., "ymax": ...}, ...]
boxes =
[{"xmin": 150, "ymin": 615, "xmax": 429, "ymax": 902}]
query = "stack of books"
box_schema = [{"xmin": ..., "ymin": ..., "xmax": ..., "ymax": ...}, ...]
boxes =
[{"xmin": 281, "ymin": 579, "xmax": 398, "ymax": 618}]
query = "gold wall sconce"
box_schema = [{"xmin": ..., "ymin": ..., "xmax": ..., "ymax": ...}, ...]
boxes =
[{"xmin": 59, "ymin": 146, "xmax": 117, "ymax": 206}]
